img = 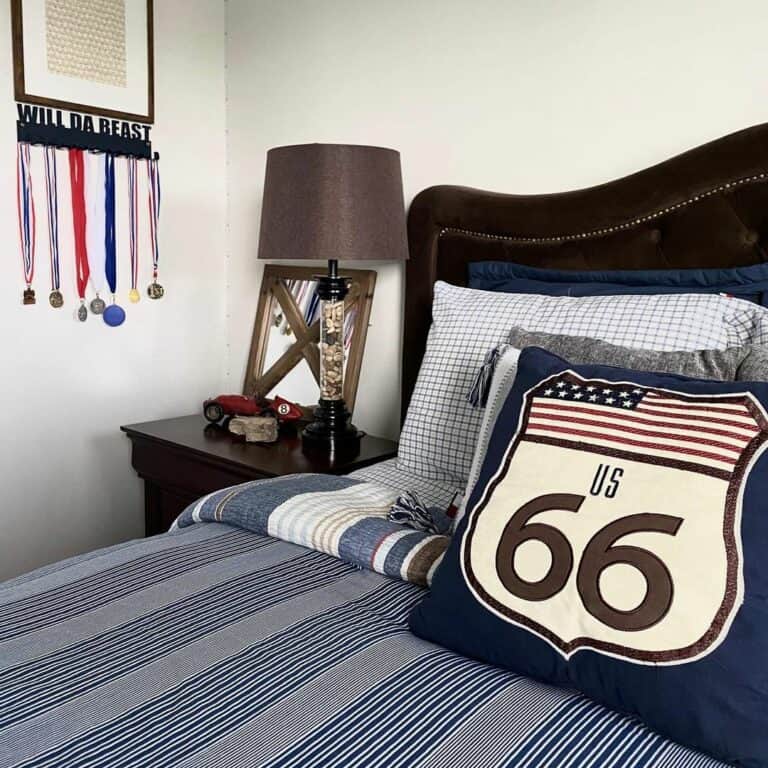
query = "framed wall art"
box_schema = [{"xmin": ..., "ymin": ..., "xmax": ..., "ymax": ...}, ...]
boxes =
[
  {"xmin": 244, "ymin": 265, "xmax": 377, "ymax": 414},
  {"xmin": 11, "ymin": 0, "xmax": 154, "ymax": 123}
]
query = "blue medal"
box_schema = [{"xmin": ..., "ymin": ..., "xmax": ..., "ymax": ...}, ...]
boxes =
[
  {"xmin": 103, "ymin": 303, "xmax": 125, "ymax": 327},
  {"xmin": 103, "ymin": 154, "xmax": 125, "ymax": 327}
]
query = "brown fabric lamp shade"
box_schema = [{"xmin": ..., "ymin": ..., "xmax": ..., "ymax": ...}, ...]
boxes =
[{"xmin": 257, "ymin": 144, "xmax": 409, "ymax": 262}]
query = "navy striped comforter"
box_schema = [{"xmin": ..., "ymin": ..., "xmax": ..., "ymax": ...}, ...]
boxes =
[{"xmin": 0, "ymin": 522, "xmax": 727, "ymax": 767}]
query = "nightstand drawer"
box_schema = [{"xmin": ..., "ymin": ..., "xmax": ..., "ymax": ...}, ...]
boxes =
[{"xmin": 131, "ymin": 440, "xmax": 267, "ymax": 497}]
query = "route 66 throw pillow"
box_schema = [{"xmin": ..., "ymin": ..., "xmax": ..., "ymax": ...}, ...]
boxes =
[{"xmin": 409, "ymin": 347, "xmax": 768, "ymax": 766}]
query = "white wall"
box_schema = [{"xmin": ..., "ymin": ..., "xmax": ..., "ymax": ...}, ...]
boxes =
[
  {"xmin": 0, "ymin": 0, "xmax": 227, "ymax": 579},
  {"xmin": 225, "ymin": 0, "xmax": 768, "ymax": 440}
]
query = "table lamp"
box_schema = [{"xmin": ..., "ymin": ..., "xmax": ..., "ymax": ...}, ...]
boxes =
[{"xmin": 257, "ymin": 143, "xmax": 408, "ymax": 455}]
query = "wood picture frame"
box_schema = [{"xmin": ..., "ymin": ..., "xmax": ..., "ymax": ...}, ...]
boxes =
[
  {"xmin": 244, "ymin": 265, "xmax": 377, "ymax": 414},
  {"xmin": 11, "ymin": 0, "xmax": 155, "ymax": 123}
]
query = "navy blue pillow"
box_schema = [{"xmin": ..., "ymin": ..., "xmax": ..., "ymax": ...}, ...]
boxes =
[
  {"xmin": 410, "ymin": 347, "xmax": 768, "ymax": 766},
  {"xmin": 468, "ymin": 260, "xmax": 768, "ymax": 305}
]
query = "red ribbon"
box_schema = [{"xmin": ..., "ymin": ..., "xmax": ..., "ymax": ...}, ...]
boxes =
[{"xmin": 68, "ymin": 149, "xmax": 89, "ymax": 300}]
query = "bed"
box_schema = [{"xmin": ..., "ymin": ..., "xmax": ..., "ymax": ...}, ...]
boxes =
[{"xmin": 3, "ymin": 124, "xmax": 768, "ymax": 767}]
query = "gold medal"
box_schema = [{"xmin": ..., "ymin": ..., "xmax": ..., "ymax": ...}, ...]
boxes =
[
  {"xmin": 22, "ymin": 288, "xmax": 36, "ymax": 305},
  {"xmin": 147, "ymin": 281, "xmax": 165, "ymax": 300},
  {"xmin": 129, "ymin": 288, "xmax": 141, "ymax": 303},
  {"xmin": 49, "ymin": 290, "xmax": 64, "ymax": 308}
]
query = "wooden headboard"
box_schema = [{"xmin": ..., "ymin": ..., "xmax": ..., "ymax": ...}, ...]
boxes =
[{"xmin": 402, "ymin": 123, "xmax": 768, "ymax": 416}]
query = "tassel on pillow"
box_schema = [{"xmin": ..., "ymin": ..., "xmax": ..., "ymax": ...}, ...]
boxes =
[
  {"xmin": 389, "ymin": 491, "xmax": 452, "ymax": 535},
  {"xmin": 467, "ymin": 344, "xmax": 509, "ymax": 408}
]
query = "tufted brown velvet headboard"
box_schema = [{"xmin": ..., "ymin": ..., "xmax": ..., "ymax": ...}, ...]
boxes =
[{"xmin": 402, "ymin": 123, "xmax": 768, "ymax": 417}]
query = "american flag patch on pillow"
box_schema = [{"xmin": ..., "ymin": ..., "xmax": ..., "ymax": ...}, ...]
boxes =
[{"xmin": 524, "ymin": 374, "xmax": 761, "ymax": 479}]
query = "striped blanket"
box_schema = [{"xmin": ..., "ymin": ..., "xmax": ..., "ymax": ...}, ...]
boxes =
[
  {"xmin": 0, "ymin": 480, "xmax": 728, "ymax": 767},
  {"xmin": 172, "ymin": 473, "xmax": 450, "ymax": 586}
]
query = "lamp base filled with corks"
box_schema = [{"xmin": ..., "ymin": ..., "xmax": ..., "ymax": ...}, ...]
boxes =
[{"xmin": 300, "ymin": 262, "xmax": 363, "ymax": 457}]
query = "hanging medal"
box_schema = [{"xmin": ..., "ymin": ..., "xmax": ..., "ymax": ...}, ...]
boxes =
[
  {"xmin": 127, "ymin": 157, "xmax": 140, "ymax": 303},
  {"xmin": 68, "ymin": 148, "xmax": 89, "ymax": 321},
  {"xmin": 103, "ymin": 154, "xmax": 125, "ymax": 327},
  {"xmin": 43, "ymin": 146, "xmax": 63, "ymax": 308},
  {"xmin": 85, "ymin": 153, "xmax": 107, "ymax": 315},
  {"xmin": 16, "ymin": 142, "xmax": 36, "ymax": 305},
  {"xmin": 146, "ymin": 156, "xmax": 164, "ymax": 299}
]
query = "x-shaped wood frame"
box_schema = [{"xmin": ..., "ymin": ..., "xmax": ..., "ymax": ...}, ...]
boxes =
[{"xmin": 244, "ymin": 265, "xmax": 377, "ymax": 412}]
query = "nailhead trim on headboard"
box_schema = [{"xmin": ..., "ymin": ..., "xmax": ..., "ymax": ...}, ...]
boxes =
[{"xmin": 439, "ymin": 172, "xmax": 768, "ymax": 245}]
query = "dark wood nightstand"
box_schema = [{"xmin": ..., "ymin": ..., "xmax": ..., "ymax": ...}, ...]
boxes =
[{"xmin": 122, "ymin": 415, "xmax": 398, "ymax": 536}]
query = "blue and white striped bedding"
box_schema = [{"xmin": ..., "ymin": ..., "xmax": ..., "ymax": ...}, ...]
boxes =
[{"xmin": 0, "ymin": 478, "xmax": 729, "ymax": 767}]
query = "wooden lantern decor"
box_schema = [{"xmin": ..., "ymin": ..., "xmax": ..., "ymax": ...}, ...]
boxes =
[{"xmin": 243, "ymin": 264, "xmax": 376, "ymax": 415}]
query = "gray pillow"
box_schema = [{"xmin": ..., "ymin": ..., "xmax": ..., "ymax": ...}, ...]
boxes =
[
  {"xmin": 737, "ymin": 343, "xmax": 768, "ymax": 381},
  {"xmin": 507, "ymin": 327, "xmax": 762, "ymax": 381}
]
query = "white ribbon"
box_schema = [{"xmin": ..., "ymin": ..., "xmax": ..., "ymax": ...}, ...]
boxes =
[{"xmin": 85, "ymin": 153, "xmax": 107, "ymax": 296}]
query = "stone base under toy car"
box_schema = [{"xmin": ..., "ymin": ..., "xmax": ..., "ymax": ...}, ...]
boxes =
[{"xmin": 227, "ymin": 415, "xmax": 279, "ymax": 443}]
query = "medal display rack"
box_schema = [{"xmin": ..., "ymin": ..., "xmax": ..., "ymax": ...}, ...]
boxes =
[
  {"xmin": 17, "ymin": 121, "xmax": 159, "ymax": 161},
  {"xmin": 15, "ymin": 119, "xmax": 163, "ymax": 318}
]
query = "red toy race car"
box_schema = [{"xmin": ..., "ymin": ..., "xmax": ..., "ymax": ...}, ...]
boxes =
[{"xmin": 203, "ymin": 394, "xmax": 303, "ymax": 424}]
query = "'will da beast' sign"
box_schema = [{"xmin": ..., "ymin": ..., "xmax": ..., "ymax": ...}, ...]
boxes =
[
  {"xmin": 17, "ymin": 104, "xmax": 151, "ymax": 141},
  {"xmin": 16, "ymin": 104, "xmax": 154, "ymax": 159}
]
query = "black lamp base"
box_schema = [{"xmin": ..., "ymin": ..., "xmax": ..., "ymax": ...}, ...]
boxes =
[
  {"xmin": 302, "ymin": 399, "xmax": 362, "ymax": 457},
  {"xmin": 301, "ymin": 258, "xmax": 363, "ymax": 458}
]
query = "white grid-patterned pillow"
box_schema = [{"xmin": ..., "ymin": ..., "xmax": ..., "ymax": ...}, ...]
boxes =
[
  {"xmin": 397, "ymin": 281, "xmax": 768, "ymax": 485},
  {"xmin": 348, "ymin": 458, "xmax": 458, "ymax": 509}
]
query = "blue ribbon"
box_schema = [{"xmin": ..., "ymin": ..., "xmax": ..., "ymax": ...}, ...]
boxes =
[{"xmin": 104, "ymin": 154, "xmax": 117, "ymax": 294}]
